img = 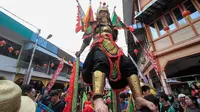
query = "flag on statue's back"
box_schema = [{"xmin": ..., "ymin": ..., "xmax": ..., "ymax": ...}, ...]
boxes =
[
  {"xmin": 111, "ymin": 11, "xmax": 134, "ymax": 32},
  {"xmin": 75, "ymin": 0, "xmax": 85, "ymax": 33},
  {"xmin": 83, "ymin": 3, "xmax": 94, "ymax": 32},
  {"xmin": 111, "ymin": 11, "xmax": 126, "ymax": 29}
]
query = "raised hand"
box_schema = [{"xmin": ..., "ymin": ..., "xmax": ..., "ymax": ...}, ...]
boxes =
[{"xmin": 75, "ymin": 51, "xmax": 81, "ymax": 57}]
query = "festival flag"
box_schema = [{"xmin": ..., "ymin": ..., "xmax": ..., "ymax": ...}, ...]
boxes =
[
  {"xmin": 83, "ymin": 3, "xmax": 94, "ymax": 32},
  {"xmin": 63, "ymin": 62, "xmax": 77, "ymax": 112},
  {"xmin": 129, "ymin": 31, "xmax": 160, "ymax": 78},
  {"xmin": 126, "ymin": 97, "xmax": 136, "ymax": 112},
  {"xmin": 111, "ymin": 11, "xmax": 126, "ymax": 29},
  {"xmin": 46, "ymin": 58, "xmax": 64, "ymax": 92},
  {"xmin": 128, "ymin": 54, "xmax": 148, "ymax": 83},
  {"xmin": 82, "ymin": 91, "xmax": 88, "ymax": 110},
  {"xmin": 111, "ymin": 11, "xmax": 134, "ymax": 32},
  {"xmin": 75, "ymin": 0, "xmax": 85, "ymax": 33},
  {"xmin": 36, "ymin": 102, "xmax": 54, "ymax": 112}
]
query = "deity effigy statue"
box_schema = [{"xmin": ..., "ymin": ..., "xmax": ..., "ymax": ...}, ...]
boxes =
[{"xmin": 75, "ymin": 2, "xmax": 156, "ymax": 112}]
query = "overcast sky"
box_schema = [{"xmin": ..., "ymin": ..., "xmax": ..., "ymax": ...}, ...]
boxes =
[{"xmin": 1, "ymin": 0, "xmax": 127, "ymax": 62}]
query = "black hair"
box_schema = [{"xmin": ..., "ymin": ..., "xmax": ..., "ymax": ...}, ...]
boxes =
[
  {"xmin": 57, "ymin": 89, "xmax": 63, "ymax": 93},
  {"xmin": 168, "ymin": 94, "xmax": 175, "ymax": 103},
  {"xmin": 120, "ymin": 93, "xmax": 126, "ymax": 99},
  {"xmin": 49, "ymin": 90, "xmax": 59, "ymax": 96},
  {"xmin": 0, "ymin": 76, "xmax": 6, "ymax": 80},
  {"xmin": 160, "ymin": 93, "xmax": 169, "ymax": 101},
  {"xmin": 21, "ymin": 84, "xmax": 34, "ymax": 96},
  {"xmin": 141, "ymin": 94, "xmax": 160, "ymax": 112},
  {"xmin": 126, "ymin": 93, "xmax": 130, "ymax": 98},
  {"xmin": 141, "ymin": 86, "xmax": 150, "ymax": 93},
  {"xmin": 86, "ymin": 92, "xmax": 92, "ymax": 97},
  {"xmin": 191, "ymin": 82, "xmax": 199, "ymax": 90},
  {"xmin": 187, "ymin": 95, "xmax": 200, "ymax": 109}
]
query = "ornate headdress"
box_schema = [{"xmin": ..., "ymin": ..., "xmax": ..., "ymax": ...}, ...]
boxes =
[{"xmin": 97, "ymin": 2, "xmax": 109, "ymax": 14}]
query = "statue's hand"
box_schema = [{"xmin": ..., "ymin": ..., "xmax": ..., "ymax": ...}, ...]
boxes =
[
  {"xmin": 136, "ymin": 97, "xmax": 156, "ymax": 111},
  {"xmin": 75, "ymin": 51, "xmax": 81, "ymax": 57},
  {"xmin": 93, "ymin": 98, "xmax": 109, "ymax": 112}
]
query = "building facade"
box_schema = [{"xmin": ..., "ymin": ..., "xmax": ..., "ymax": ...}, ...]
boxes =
[
  {"xmin": 123, "ymin": 0, "xmax": 200, "ymax": 95},
  {"xmin": 0, "ymin": 10, "xmax": 78, "ymax": 89}
]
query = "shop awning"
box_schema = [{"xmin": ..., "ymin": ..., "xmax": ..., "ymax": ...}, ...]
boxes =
[{"xmin": 135, "ymin": 0, "xmax": 168, "ymax": 20}]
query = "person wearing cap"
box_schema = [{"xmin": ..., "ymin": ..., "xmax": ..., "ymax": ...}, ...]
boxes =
[
  {"xmin": 178, "ymin": 94, "xmax": 187, "ymax": 112},
  {"xmin": 75, "ymin": 2, "xmax": 156, "ymax": 112},
  {"xmin": 0, "ymin": 80, "xmax": 36, "ymax": 112},
  {"xmin": 49, "ymin": 90, "xmax": 65, "ymax": 112}
]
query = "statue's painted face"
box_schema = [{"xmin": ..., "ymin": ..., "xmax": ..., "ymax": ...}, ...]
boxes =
[{"xmin": 99, "ymin": 10, "xmax": 108, "ymax": 18}]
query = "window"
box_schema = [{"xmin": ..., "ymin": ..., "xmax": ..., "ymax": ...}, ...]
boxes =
[
  {"xmin": 165, "ymin": 13, "xmax": 177, "ymax": 31},
  {"xmin": 184, "ymin": 0, "xmax": 200, "ymax": 20},
  {"xmin": 0, "ymin": 36, "xmax": 21, "ymax": 59},
  {"xmin": 149, "ymin": 24, "xmax": 159, "ymax": 40},
  {"xmin": 156, "ymin": 19, "xmax": 165, "ymax": 36},
  {"xmin": 173, "ymin": 8, "xmax": 187, "ymax": 25}
]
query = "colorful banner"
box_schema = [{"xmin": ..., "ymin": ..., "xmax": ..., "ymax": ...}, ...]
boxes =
[
  {"xmin": 36, "ymin": 102, "xmax": 54, "ymax": 112},
  {"xmin": 82, "ymin": 91, "xmax": 88, "ymax": 110},
  {"xmin": 83, "ymin": 3, "xmax": 94, "ymax": 32},
  {"xmin": 130, "ymin": 32, "xmax": 160, "ymax": 78},
  {"xmin": 63, "ymin": 61, "xmax": 77, "ymax": 112},
  {"xmin": 75, "ymin": 0, "xmax": 85, "ymax": 33},
  {"xmin": 126, "ymin": 97, "xmax": 135, "ymax": 112},
  {"xmin": 46, "ymin": 59, "xmax": 64, "ymax": 91}
]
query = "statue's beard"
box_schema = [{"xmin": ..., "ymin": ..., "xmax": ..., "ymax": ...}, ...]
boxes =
[{"xmin": 101, "ymin": 17, "xmax": 108, "ymax": 23}]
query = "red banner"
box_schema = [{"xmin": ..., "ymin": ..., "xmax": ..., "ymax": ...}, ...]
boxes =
[{"xmin": 46, "ymin": 59, "xmax": 64, "ymax": 91}]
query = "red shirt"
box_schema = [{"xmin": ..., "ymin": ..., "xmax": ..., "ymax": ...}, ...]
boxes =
[
  {"xmin": 191, "ymin": 89, "xmax": 200, "ymax": 97},
  {"xmin": 83, "ymin": 101, "xmax": 94, "ymax": 112}
]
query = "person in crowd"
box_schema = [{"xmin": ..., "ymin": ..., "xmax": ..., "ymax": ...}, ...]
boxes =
[
  {"xmin": 120, "ymin": 93, "xmax": 128, "ymax": 111},
  {"xmin": 30, "ymin": 80, "xmax": 37, "ymax": 88},
  {"xmin": 140, "ymin": 94, "xmax": 160, "ymax": 112},
  {"xmin": 140, "ymin": 80, "xmax": 157, "ymax": 96},
  {"xmin": 185, "ymin": 95, "xmax": 200, "ymax": 112},
  {"xmin": 0, "ymin": 76, "xmax": 6, "ymax": 80},
  {"xmin": 57, "ymin": 89, "xmax": 63, "ymax": 99},
  {"xmin": 35, "ymin": 81, "xmax": 44, "ymax": 93},
  {"xmin": 142, "ymin": 85, "xmax": 151, "ymax": 97},
  {"xmin": 191, "ymin": 82, "xmax": 200, "ymax": 103},
  {"xmin": 178, "ymin": 94, "xmax": 187, "ymax": 112},
  {"xmin": 14, "ymin": 78, "xmax": 23, "ymax": 87},
  {"xmin": 140, "ymin": 85, "xmax": 159, "ymax": 112},
  {"xmin": 168, "ymin": 94, "xmax": 179, "ymax": 111},
  {"xmin": 159, "ymin": 93, "xmax": 175, "ymax": 112},
  {"xmin": 21, "ymin": 84, "xmax": 37, "ymax": 101},
  {"xmin": 0, "ymin": 80, "xmax": 36, "ymax": 112},
  {"xmin": 83, "ymin": 92, "xmax": 94, "ymax": 112},
  {"xmin": 41, "ymin": 89, "xmax": 52, "ymax": 108},
  {"xmin": 49, "ymin": 90, "xmax": 65, "ymax": 112}
]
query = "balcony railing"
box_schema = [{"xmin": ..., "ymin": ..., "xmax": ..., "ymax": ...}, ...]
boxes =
[
  {"xmin": 33, "ymin": 65, "xmax": 47, "ymax": 74},
  {"xmin": 18, "ymin": 61, "xmax": 71, "ymax": 79},
  {"xmin": 18, "ymin": 61, "xmax": 47, "ymax": 73},
  {"xmin": 18, "ymin": 61, "xmax": 29, "ymax": 69}
]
